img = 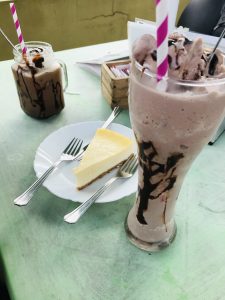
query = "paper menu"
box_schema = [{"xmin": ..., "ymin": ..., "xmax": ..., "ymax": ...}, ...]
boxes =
[{"xmin": 76, "ymin": 43, "xmax": 129, "ymax": 77}]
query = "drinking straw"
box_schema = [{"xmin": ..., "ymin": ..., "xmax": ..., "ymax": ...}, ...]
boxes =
[
  {"xmin": 168, "ymin": 0, "xmax": 180, "ymax": 33},
  {"xmin": 9, "ymin": 2, "xmax": 27, "ymax": 54},
  {"xmin": 155, "ymin": 0, "xmax": 169, "ymax": 81},
  {"xmin": 0, "ymin": 27, "xmax": 20, "ymax": 53}
]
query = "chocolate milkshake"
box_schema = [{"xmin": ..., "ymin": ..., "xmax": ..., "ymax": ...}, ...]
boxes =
[
  {"xmin": 12, "ymin": 42, "xmax": 67, "ymax": 119},
  {"xmin": 125, "ymin": 33, "xmax": 225, "ymax": 251}
]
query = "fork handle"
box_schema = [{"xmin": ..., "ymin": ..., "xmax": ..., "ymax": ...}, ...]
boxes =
[
  {"xmin": 101, "ymin": 106, "xmax": 120, "ymax": 129},
  {"xmin": 14, "ymin": 160, "xmax": 62, "ymax": 206},
  {"xmin": 64, "ymin": 177, "xmax": 118, "ymax": 224}
]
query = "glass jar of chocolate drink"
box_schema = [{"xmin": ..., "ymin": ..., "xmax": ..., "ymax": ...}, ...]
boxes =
[
  {"xmin": 11, "ymin": 41, "xmax": 68, "ymax": 119},
  {"xmin": 125, "ymin": 33, "xmax": 225, "ymax": 251}
]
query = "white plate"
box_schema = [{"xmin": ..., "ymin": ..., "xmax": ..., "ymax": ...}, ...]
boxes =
[{"xmin": 34, "ymin": 121, "xmax": 138, "ymax": 203}]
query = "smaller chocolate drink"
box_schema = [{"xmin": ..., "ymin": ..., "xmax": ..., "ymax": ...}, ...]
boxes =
[{"xmin": 12, "ymin": 41, "xmax": 68, "ymax": 119}]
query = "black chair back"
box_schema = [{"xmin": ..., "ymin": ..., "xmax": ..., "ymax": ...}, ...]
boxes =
[{"xmin": 177, "ymin": 0, "xmax": 224, "ymax": 35}]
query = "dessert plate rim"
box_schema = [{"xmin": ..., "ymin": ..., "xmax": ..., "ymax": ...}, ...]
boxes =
[{"xmin": 33, "ymin": 121, "xmax": 138, "ymax": 203}]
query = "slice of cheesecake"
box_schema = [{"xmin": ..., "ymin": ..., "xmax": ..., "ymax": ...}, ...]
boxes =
[{"xmin": 74, "ymin": 128, "xmax": 133, "ymax": 190}]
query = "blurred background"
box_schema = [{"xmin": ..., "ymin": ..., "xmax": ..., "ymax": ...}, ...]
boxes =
[{"xmin": 0, "ymin": 0, "xmax": 189, "ymax": 61}]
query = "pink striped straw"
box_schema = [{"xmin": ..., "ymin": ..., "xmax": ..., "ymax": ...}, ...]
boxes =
[
  {"xmin": 9, "ymin": 2, "xmax": 27, "ymax": 54},
  {"xmin": 155, "ymin": 0, "xmax": 168, "ymax": 81}
]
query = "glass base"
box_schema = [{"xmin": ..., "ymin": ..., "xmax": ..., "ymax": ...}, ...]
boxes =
[{"xmin": 125, "ymin": 215, "xmax": 177, "ymax": 252}]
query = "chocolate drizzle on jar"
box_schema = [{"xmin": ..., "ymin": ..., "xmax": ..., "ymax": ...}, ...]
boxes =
[
  {"xmin": 13, "ymin": 53, "xmax": 64, "ymax": 118},
  {"xmin": 136, "ymin": 140, "xmax": 184, "ymax": 226}
]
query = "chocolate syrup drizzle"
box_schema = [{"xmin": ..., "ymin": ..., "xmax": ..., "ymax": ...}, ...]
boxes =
[
  {"xmin": 15, "ymin": 62, "xmax": 63, "ymax": 118},
  {"xmin": 136, "ymin": 141, "xmax": 184, "ymax": 226}
]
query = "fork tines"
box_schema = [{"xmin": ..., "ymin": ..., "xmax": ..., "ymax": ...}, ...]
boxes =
[
  {"xmin": 121, "ymin": 154, "xmax": 138, "ymax": 173},
  {"xmin": 113, "ymin": 106, "xmax": 122, "ymax": 118},
  {"xmin": 64, "ymin": 138, "xmax": 83, "ymax": 155}
]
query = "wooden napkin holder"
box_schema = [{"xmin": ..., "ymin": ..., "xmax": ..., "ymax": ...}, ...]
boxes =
[{"xmin": 101, "ymin": 59, "xmax": 130, "ymax": 109}]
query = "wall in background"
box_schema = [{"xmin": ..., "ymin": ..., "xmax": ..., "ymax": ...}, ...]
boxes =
[{"xmin": 0, "ymin": 0, "xmax": 189, "ymax": 61}]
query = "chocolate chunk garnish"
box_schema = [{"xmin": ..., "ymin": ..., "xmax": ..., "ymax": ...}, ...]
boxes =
[
  {"xmin": 32, "ymin": 54, "xmax": 44, "ymax": 68},
  {"xmin": 184, "ymin": 38, "xmax": 193, "ymax": 46},
  {"xmin": 151, "ymin": 50, "xmax": 157, "ymax": 61},
  {"xmin": 182, "ymin": 70, "xmax": 188, "ymax": 80},
  {"xmin": 168, "ymin": 39, "xmax": 175, "ymax": 47},
  {"xmin": 194, "ymin": 73, "xmax": 201, "ymax": 80}
]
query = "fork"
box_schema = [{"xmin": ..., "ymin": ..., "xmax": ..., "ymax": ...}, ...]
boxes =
[
  {"xmin": 14, "ymin": 138, "xmax": 83, "ymax": 206},
  {"xmin": 64, "ymin": 155, "xmax": 138, "ymax": 224},
  {"xmin": 14, "ymin": 107, "xmax": 121, "ymax": 206},
  {"xmin": 101, "ymin": 106, "xmax": 121, "ymax": 129}
]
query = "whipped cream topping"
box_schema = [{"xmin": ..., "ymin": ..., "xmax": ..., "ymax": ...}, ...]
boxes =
[{"xmin": 132, "ymin": 33, "xmax": 225, "ymax": 80}]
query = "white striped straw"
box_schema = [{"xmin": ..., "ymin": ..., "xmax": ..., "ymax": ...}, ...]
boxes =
[
  {"xmin": 9, "ymin": 2, "xmax": 27, "ymax": 54},
  {"xmin": 155, "ymin": 0, "xmax": 169, "ymax": 81}
]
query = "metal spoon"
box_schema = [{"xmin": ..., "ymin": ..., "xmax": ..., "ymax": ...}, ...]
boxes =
[{"xmin": 206, "ymin": 27, "xmax": 225, "ymax": 72}]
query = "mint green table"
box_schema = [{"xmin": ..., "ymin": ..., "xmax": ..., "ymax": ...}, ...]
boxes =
[{"xmin": 1, "ymin": 41, "xmax": 225, "ymax": 300}]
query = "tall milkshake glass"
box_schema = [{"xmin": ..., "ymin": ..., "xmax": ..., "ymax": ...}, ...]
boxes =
[{"xmin": 125, "ymin": 60, "xmax": 225, "ymax": 251}]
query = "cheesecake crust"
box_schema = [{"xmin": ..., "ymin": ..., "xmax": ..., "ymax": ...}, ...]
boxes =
[{"xmin": 76, "ymin": 160, "xmax": 126, "ymax": 190}]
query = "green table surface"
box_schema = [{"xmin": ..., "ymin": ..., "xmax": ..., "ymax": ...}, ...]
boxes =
[{"xmin": 1, "ymin": 40, "xmax": 225, "ymax": 300}]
